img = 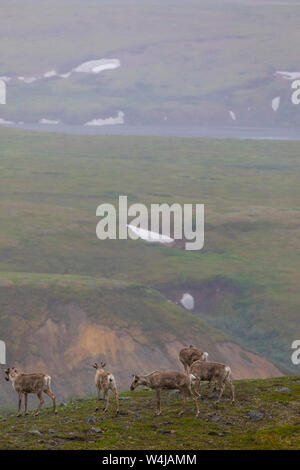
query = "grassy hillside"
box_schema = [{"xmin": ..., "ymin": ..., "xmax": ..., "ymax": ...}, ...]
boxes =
[
  {"xmin": 0, "ymin": 271, "xmax": 283, "ymax": 406},
  {"xmin": 1, "ymin": 0, "xmax": 300, "ymax": 126},
  {"xmin": 0, "ymin": 127, "xmax": 299, "ymax": 377},
  {"xmin": 1, "ymin": 376, "xmax": 300, "ymax": 450}
]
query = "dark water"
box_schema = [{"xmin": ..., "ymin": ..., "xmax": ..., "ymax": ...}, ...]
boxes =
[{"xmin": 2, "ymin": 122, "xmax": 300, "ymax": 140}]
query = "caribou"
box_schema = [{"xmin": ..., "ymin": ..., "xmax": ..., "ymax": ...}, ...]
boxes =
[
  {"xmin": 93, "ymin": 361, "xmax": 119, "ymax": 414},
  {"xmin": 130, "ymin": 370, "xmax": 199, "ymax": 417},
  {"xmin": 190, "ymin": 360, "xmax": 235, "ymax": 403},
  {"xmin": 4, "ymin": 366, "xmax": 57, "ymax": 416}
]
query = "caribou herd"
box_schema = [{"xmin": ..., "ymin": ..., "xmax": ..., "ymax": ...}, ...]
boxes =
[{"xmin": 4, "ymin": 345, "xmax": 235, "ymax": 418}]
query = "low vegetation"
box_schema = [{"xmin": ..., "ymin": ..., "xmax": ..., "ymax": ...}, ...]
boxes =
[
  {"xmin": 1, "ymin": 376, "xmax": 300, "ymax": 450},
  {"xmin": 0, "ymin": 128, "xmax": 299, "ymax": 376}
]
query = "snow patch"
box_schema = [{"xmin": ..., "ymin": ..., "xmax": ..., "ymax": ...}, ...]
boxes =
[
  {"xmin": 74, "ymin": 59, "xmax": 120, "ymax": 74},
  {"xmin": 43, "ymin": 70, "xmax": 57, "ymax": 78},
  {"xmin": 23, "ymin": 77, "xmax": 37, "ymax": 84},
  {"xmin": 59, "ymin": 72, "xmax": 72, "ymax": 79},
  {"xmin": 229, "ymin": 110, "xmax": 236, "ymax": 121},
  {"xmin": 275, "ymin": 71, "xmax": 300, "ymax": 80},
  {"xmin": 38, "ymin": 118, "xmax": 60, "ymax": 125},
  {"xmin": 126, "ymin": 224, "xmax": 174, "ymax": 244},
  {"xmin": 0, "ymin": 76, "xmax": 11, "ymax": 83},
  {"xmin": 0, "ymin": 117, "xmax": 14, "ymax": 125},
  {"xmin": 84, "ymin": 111, "xmax": 124, "ymax": 126},
  {"xmin": 8, "ymin": 58, "xmax": 120, "ymax": 85},
  {"xmin": 271, "ymin": 96, "xmax": 280, "ymax": 112},
  {"xmin": 180, "ymin": 293, "xmax": 195, "ymax": 311}
]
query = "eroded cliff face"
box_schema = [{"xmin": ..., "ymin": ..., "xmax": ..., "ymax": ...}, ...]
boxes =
[{"xmin": 1, "ymin": 301, "xmax": 281, "ymax": 406}]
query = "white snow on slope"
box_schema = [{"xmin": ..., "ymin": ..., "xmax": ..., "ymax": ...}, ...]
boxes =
[
  {"xmin": 272, "ymin": 96, "xmax": 280, "ymax": 112},
  {"xmin": 59, "ymin": 72, "xmax": 71, "ymax": 79},
  {"xmin": 39, "ymin": 118, "xmax": 61, "ymax": 125},
  {"xmin": 229, "ymin": 110, "xmax": 236, "ymax": 121},
  {"xmin": 84, "ymin": 111, "xmax": 124, "ymax": 126},
  {"xmin": 23, "ymin": 77, "xmax": 37, "ymax": 83},
  {"xmin": 0, "ymin": 76, "xmax": 11, "ymax": 83},
  {"xmin": 180, "ymin": 293, "xmax": 195, "ymax": 311},
  {"xmin": 127, "ymin": 224, "xmax": 174, "ymax": 244},
  {"xmin": 43, "ymin": 70, "xmax": 57, "ymax": 78},
  {"xmin": 275, "ymin": 71, "xmax": 300, "ymax": 80},
  {"xmin": 74, "ymin": 59, "xmax": 120, "ymax": 74},
  {"xmin": 11, "ymin": 58, "xmax": 120, "ymax": 84},
  {"xmin": 0, "ymin": 118, "xmax": 14, "ymax": 125}
]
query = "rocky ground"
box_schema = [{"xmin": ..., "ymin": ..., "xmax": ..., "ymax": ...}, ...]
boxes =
[{"xmin": 1, "ymin": 376, "xmax": 300, "ymax": 450}]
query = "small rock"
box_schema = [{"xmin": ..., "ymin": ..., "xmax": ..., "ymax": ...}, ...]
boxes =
[
  {"xmin": 275, "ymin": 387, "xmax": 291, "ymax": 393},
  {"xmin": 158, "ymin": 429, "xmax": 169, "ymax": 434},
  {"xmin": 208, "ymin": 392, "xmax": 219, "ymax": 400},
  {"xmin": 157, "ymin": 429, "xmax": 177, "ymax": 435},
  {"xmin": 119, "ymin": 397, "xmax": 130, "ymax": 400},
  {"xmin": 208, "ymin": 413, "xmax": 220, "ymax": 423},
  {"xmin": 85, "ymin": 415, "xmax": 96, "ymax": 425},
  {"xmin": 248, "ymin": 410, "xmax": 264, "ymax": 420},
  {"xmin": 28, "ymin": 429, "xmax": 42, "ymax": 436},
  {"xmin": 48, "ymin": 429, "xmax": 55, "ymax": 434},
  {"xmin": 169, "ymin": 390, "xmax": 181, "ymax": 397},
  {"xmin": 135, "ymin": 413, "xmax": 141, "ymax": 419},
  {"xmin": 90, "ymin": 427, "xmax": 103, "ymax": 433},
  {"xmin": 60, "ymin": 402, "xmax": 67, "ymax": 407}
]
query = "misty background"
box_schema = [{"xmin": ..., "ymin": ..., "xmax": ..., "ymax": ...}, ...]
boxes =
[{"xmin": 1, "ymin": 0, "xmax": 300, "ymax": 135}]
